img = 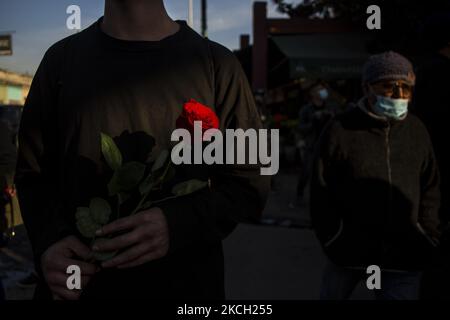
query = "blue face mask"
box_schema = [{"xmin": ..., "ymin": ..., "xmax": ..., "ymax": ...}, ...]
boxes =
[
  {"xmin": 372, "ymin": 95, "xmax": 409, "ymax": 120},
  {"xmin": 318, "ymin": 88, "xmax": 329, "ymax": 100}
]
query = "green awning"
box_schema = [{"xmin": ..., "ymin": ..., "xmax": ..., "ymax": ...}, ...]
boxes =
[{"xmin": 272, "ymin": 33, "xmax": 371, "ymax": 79}]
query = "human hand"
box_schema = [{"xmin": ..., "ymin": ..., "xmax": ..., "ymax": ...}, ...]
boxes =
[
  {"xmin": 41, "ymin": 235, "xmax": 98, "ymax": 300},
  {"xmin": 93, "ymin": 207, "xmax": 169, "ymax": 269}
]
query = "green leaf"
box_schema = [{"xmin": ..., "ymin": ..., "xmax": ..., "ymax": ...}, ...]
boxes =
[
  {"xmin": 164, "ymin": 165, "xmax": 176, "ymax": 183},
  {"xmin": 75, "ymin": 206, "xmax": 90, "ymax": 220},
  {"xmin": 118, "ymin": 192, "xmax": 131, "ymax": 205},
  {"xmin": 171, "ymin": 179, "xmax": 208, "ymax": 197},
  {"xmin": 108, "ymin": 161, "xmax": 146, "ymax": 196},
  {"xmin": 139, "ymin": 172, "xmax": 154, "ymax": 196},
  {"xmin": 89, "ymin": 198, "xmax": 111, "ymax": 225},
  {"xmin": 139, "ymin": 200, "xmax": 153, "ymax": 211},
  {"xmin": 151, "ymin": 149, "xmax": 169, "ymax": 172},
  {"xmin": 101, "ymin": 132, "xmax": 123, "ymax": 171},
  {"xmin": 75, "ymin": 207, "xmax": 101, "ymax": 238},
  {"xmin": 107, "ymin": 179, "xmax": 119, "ymax": 197},
  {"xmin": 93, "ymin": 251, "xmax": 118, "ymax": 262},
  {"xmin": 92, "ymin": 238, "xmax": 118, "ymax": 262},
  {"xmin": 138, "ymin": 150, "xmax": 170, "ymax": 196}
]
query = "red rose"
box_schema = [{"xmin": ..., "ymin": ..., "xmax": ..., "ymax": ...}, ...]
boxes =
[{"xmin": 176, "ymin": 99, "xmax": 219, "ymax": 140}]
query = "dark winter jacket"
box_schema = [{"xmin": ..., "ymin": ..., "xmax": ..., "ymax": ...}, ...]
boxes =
[
  {"xmin": 15, "ymin": 18, "xmax": 269, "ymax": 299},
  {"xmin": 311, "ymin": 99, "xmax": 441, "ymax": 271}
]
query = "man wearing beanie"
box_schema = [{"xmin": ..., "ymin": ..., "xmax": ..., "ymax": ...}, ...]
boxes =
[{"xmin": 311, "ymin": 51, "xmax": 441, "ymax": 300}]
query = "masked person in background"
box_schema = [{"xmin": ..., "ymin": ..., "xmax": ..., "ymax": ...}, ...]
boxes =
[
  {"xmin": 295, "ymin": 82, "xmax": 334, "ymax": 206},
  {"xmin": 311, "ymin": 52, "xmax": 441, "ymax": 300}
]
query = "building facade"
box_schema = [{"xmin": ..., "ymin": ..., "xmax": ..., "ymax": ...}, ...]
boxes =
[{"xmin": 0, "ymin": 69, "xmax": 32, "ymax": 106}]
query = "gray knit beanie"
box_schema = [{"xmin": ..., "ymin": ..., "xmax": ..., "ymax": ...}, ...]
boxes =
[{"xmin": 362, "ymin": 51, "xmax": 416, "ymax": 85}]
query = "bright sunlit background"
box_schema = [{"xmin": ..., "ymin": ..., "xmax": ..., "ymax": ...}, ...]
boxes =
[{"xmin": 0, "ymin": 0, "xmax": 303, "ymax": 75}]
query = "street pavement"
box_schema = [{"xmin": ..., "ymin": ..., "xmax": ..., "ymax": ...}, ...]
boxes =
[
  {"xmin": 224, "ymin": 171, "xmax": 373, "ymax": 300},
  {"xmin": 0, "ymin": 171, "xmax": 373, "ymax": 300}
]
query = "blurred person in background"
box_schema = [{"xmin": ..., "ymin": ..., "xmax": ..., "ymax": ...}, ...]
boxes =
[
  {"xmin": 0, "ymin": 119, "xmax": 18, "ymax": 300},
  {"xmin": 311, "ymin": 52, "xmax": 441, "ymax": 300},
  {"xmin": 0, "ymin": 120, "xmax": 17, "ymax": 244},
  {"xmin": 294, "ymin": 81, "xmax": 334, "ymax": 206}
]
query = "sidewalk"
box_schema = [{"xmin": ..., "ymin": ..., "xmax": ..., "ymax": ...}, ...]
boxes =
[
  {"xmin": 0, "ymin": 171, "xmax": 373, "ymax": 300},
  {"xmin": 224, "ymin": 171, "xmax": 325, "ymax": 299},
  {"xmin": 0, "ymin": 224, "xmax": 35, "ymax": 300},
  {"xmin": 223, "ymin": 171, "xmax": 373, "ymax": 300},
  {"xmin": 224, "ymin": 224, "xmax": 325, "ymax": 299}
]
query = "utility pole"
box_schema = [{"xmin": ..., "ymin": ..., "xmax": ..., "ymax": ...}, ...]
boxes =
[
  {"xmin": 201, "ymin": 0, "xmax": 207, "ymax": 38},
  {"xmin": 188, "ymin": 0, "xmax": 194, "ymax": 28}
]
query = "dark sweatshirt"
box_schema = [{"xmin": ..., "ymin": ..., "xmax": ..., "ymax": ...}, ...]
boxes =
[
  {"xmin": 15, "ymin": 18, "xmax": 269, "ymax": 299},
  {"xmin": 311, "ymin": 99, "xmax": 441, "ymax": 271}
]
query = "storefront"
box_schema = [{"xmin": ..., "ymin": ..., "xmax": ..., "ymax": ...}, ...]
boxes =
[
  {"xmin": 0, "ymin": 69, "xmax": 32, "ymax": 106},
  {"xmin": 233, "ymin": 2, "xmax": 375, "ymax": 166}
]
